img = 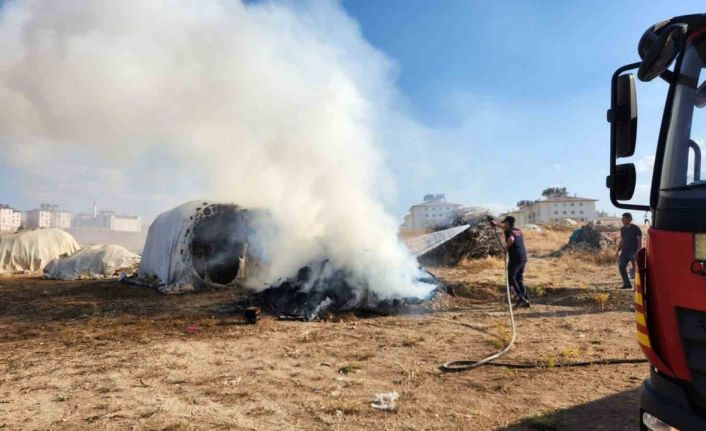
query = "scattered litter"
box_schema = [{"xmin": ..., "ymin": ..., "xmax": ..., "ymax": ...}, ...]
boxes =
[
  {"xmin": 370, "ymin": 391, "xmax": 399, "ymax": 411},
  {"xmin": 184, "ymin": 324, "xmax": 200, "ymax": 334}
]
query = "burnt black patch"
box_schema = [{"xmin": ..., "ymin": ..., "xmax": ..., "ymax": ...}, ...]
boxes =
[{"xmin": 190, "ymin": 204, "xmax": 247, "ymax": 285}]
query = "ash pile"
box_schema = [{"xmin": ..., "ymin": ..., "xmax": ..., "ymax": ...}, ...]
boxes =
[
  {"xmin": 404, "ymin": 208, "xmax": 503, "ymax": 266},
  {"xmin": 243, "ymin": 260, "xmax": 440, "ymax": 321}
]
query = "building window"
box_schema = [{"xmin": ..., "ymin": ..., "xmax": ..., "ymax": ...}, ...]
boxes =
[
  {"xmin": 554, "ymin": 211, "xmax": 558, "ymax": 215},
  {"xmin": 571, "ymin": 211, "xmax": 575, "ymax": 215},
  {"xmin": 579, "ymin": 203, "xmax": 583, "ymax": 206},
  {"xmin": 580, "ymin": 210, "xmax": 584, "ymax": 214},
  {"xmin": 571, "ymin": 203, "xmax": 575, "ymax": 207},
  {"xmin": 563, "ymin": 211, "xmax": 566, "ymax": 215}
]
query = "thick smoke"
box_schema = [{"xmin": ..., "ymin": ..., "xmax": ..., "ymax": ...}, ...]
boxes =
[{"xmin": 0, "ymin": 0, "xmax": 434, "ymax": 299}]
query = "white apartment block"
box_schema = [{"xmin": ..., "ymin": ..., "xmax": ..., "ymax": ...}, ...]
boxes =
[
  {"xmin": 401, "ymin": 194, "xmax": 463, "ymax": 231},
  {"xmin": 105, "ymin": 213, "xmax": 142, "ymax": 232},
  {"xmin": 73, "ymin": 204, "xmax": 142, "ymax": 233},
  {"xmin": 0, "ymin": 205, "xmax": 22, "ymax": 232},
  {"xmin": 517, "ymin": 195, "xmax": 598, "ymax": 225},
  {"xmin": 26, "ymin": 206, "xmax": 72, "ymax": 229}
]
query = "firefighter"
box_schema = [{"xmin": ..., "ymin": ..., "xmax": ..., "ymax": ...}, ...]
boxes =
[
  {"xmin": 491, "ymin": 216, "xmax": 530, "ymax": 308},
  {"xmin": 616, "ymin": 212, "xmax": 642, "ymax": 290}
]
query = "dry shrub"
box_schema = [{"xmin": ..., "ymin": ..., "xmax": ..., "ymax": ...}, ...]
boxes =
[
  {"xmin": 523, "ymin": 229, "xmax": 572, "ymax": 254},
  {"xmin": 526, "ymin": 284, "xmax": 545, "ymax": 297},
  {"xmin": 462, "ymin": 256, "xmax": 505, "ymax": 272},
  {"xmin": 560, "ymin": 248, "xmax": 615, "ymax": 267},
  {"xmin": 592, "ymin": 292, "xmax": 610, "ymax": 309}
]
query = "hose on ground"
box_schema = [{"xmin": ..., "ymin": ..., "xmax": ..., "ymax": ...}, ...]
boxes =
[
  {"xmin": 439, "ymin": 222, "xmax": 649, "ymax": 373},
  {"xmin": 441, "ymin": 222, "xmax": 517, "ymax": 372},
  {"xmin": 441, "ymin": 357, "xmax": 648, "ymax": 372}
]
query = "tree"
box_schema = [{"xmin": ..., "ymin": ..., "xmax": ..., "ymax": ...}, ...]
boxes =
[{"xmin": 542, "ymin": 187, "xmax": 568, "ymax": 197}]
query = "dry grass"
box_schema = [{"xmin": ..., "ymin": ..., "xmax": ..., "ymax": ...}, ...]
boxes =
[
  {"xmin": 523, "ymin": 228, "xmax": 575, "ymax": 255},
  {"xmin": 0, "ymin": 245, "xmax": 645, "ymax": 430},
  {"xmin": 461, "ymin": 256, "xmax": 505, "ymax": 272},
  {"xmin": 432, "ymin": 226, "xmax": 623, "ymax": 294},
  {"xmin": 559, "ymin": 248, "xmax": 616, "ymax": 267}
]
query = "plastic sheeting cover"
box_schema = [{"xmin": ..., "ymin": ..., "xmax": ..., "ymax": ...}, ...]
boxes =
[
  {"xmin": 44, "ymin": 244, "xmax": 140, "ymax": 280},
  {"xmin": 403, "ymin": 225, "xmax": 471, "ymax": 257},
  {"xmin": 138, "ymin": 201, "xmax": 251, "ymax": 293},
  {"xmin": 0, "ymin": 228, "xmax": 80, "ymax": 274}
]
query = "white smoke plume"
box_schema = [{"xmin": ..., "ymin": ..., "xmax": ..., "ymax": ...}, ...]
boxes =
[{"xmin": 0, "ymin": 0, "xmax": 434, "ymax": 299}]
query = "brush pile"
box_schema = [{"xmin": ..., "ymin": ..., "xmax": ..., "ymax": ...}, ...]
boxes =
[{"xmin": 416, "ymin": 208, "xmax": 503, "ymax": 266}]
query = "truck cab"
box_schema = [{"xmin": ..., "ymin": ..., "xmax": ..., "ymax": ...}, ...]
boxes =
[{"xmin": 608, "ymin": 14, "xmax": 706, "ymax": 430}]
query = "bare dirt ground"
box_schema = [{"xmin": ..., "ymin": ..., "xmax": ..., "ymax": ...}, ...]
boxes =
[{"xmin": 0, "ymin": 228, "xmax": 646, "ymax": 430}]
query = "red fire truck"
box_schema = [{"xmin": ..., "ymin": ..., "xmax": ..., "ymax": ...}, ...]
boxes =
[{"xmin": 608, "ymin": 14, "xmax": 706, "ymax": 430}]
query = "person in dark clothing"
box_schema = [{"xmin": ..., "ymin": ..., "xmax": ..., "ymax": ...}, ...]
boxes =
[
  {"xmin": 616, "ymin": 212, "xmax": 642, "ymax": 290},
  {"xmin": 491, "ymin": 215, "xmax": 530, "ymax": 308}
]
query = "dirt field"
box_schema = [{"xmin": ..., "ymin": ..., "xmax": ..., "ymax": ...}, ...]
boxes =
[{"xmin": 0, "ymin": 228, "xmax": 647, "ymax": 430}]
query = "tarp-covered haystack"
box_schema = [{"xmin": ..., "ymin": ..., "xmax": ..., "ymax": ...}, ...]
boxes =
[
  {"xmin": 404, "ymin": 207, "xmax": 503, "ymax": 266},
  {"xmin": 43, "ymin": 244, "xmax": 140, "ymax": 280},
  {"xmin": 567, "ymin": 223, "xmax": 615, "ymax": 250},
  {"xmin": 135, "ymin": 201, "xmax": 262, "ymax": 294},
  {"xmin": 550, "ymin": 223, "xmax": 616, "ymax": 257},
  {"xmin": 0, "ymin": 228, "xmax": 80, "ymax": 274}
]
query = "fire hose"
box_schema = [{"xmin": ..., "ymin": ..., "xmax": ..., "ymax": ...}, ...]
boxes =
[{"xmin": 439, "ymin": 217, "xmax": 648, "ymax": 372}]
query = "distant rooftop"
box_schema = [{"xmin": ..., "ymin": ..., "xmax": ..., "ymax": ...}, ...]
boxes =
[
  {"xmin": 413, "ymin": 201, "xmax": 463, "ymax": 208},
  {"xmin": 542, "ymin": 195, "xmax": 597, "ymax": 202},
  {"xmin": 410, "ymin": 193, "xmax": 463, "ymax": 208},
  {"xmin": 423, "ymin": 193, "xmax": 447, "ymax": 203}
]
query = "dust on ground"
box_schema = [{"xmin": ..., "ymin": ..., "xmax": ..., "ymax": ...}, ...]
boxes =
[{"xmin": 0, "ymin": 227, "xmax": 645, "ymax": 430}]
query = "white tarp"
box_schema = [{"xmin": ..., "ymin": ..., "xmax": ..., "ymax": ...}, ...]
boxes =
[
  {"xmin": 138, "ymin": 201, "xmax": 250, "ymax": 293},
  {"xmin": 44, "ymin": 244, "xmax": 140, "ymax": 280},
  {"xmin": 139, "ymin": 201, "xmax": 201, "ymax": 290},
  {"xmin": 0, "ymin": 228, "xmax": 80, "ymax": 274}
]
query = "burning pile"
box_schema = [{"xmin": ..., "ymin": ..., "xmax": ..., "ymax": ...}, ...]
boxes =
[{"xmin": 243, "ymin": 260, "xmax": 439, "ymax": 320}]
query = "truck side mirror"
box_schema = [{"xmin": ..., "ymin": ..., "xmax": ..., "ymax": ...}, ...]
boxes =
[
  {"xmin": 608, "ymin": 74, "xmax": 637, "ymax": 158},
  {"xmin": 637, "ymin": 23, "xmax": 686, "ymax": 82},
  {"xmin": 608, "ymin": 163, "xmax": 637, "ymax": 201}
]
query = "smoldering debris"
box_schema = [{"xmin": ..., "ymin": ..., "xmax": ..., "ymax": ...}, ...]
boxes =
[{"xmin": 242, "ymin": 260, "xmax": 441, "ymax": 321}]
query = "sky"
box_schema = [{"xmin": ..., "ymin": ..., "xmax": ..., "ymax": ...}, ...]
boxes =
[
  {"xmin": 1, "ymin": 1, "xmax": 706, "ymax": 222},
  {"xmin": 341, "ymin": 0, "xmax": 706, "ymax": 217}
]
